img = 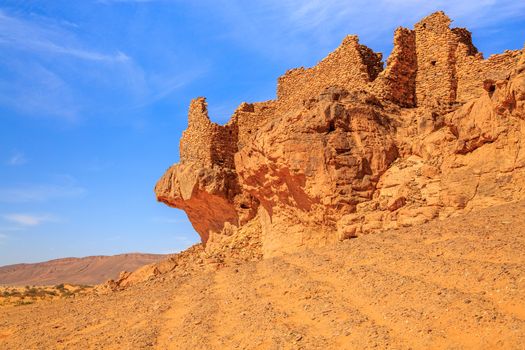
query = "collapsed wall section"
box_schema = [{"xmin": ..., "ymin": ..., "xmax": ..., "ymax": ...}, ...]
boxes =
[
  {"xmin": 180, "ymin": 97, "xmax": 238, "ymax": 169},
  {"xmin": 276, "ymin": 35, "xmax": 383, "ymax": 109},
  {"xmin": 231, "ymin": 101, "xmax": 276, "ymax": 151},
  {"xmin": 456, "ymin": 50, "xmax": 522, "ymax": 103},
  {"xmin": 412, "ymin": 11, "xmax": 520, "ymax": 107},
  {"xmin": 373, "ymin": 27, "xmax": 417, "ymax": 107}
]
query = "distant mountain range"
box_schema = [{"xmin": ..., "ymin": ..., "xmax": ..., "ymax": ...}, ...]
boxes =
[{"xmin": 0, "ymin": 253, "xmax": 169, "ymax": 286}]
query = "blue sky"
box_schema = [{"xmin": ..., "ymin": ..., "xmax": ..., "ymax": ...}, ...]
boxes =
[{"xmin": 0, "ymin": 1, "xmax": 524, "ymax": 266}]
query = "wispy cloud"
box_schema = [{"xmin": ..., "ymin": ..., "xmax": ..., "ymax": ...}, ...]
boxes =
[
  {"xmin": 196, "ymin": 0, "xmax": 525, "ymax": 60},
  {"xmin": 0, "ymin": 183, "xmax": 85, "ymax": 203},
  {"xmin": 130, "ymin": 65, "xmax": 208, "ymax": 109},
  {"xmin": 0, "ymin": 227, "xmax": 23, "ymax": 232},
  {"xmin": 0, "ymin": 184, "xmax": 85, "ymax": 203},
  {"xmin": 92, "ymin": 0, "xmax": 525, "ymax": 55},
  {"xmin": 250, "ymin": 0, "xmax": 525, "ymax": 33},
  {"xmin": 0, "ymin": 9, "xmax": 135, "ymax": 121},
  {"xmin": 2, "ymin": 213, "xmax": 58, "ymax": 226},
  {"xmin": 0, "ymin": 228, "xmax": 22, "ymax": 246},
  {"xmin": 0, "ymin": 60, "xmax": 80, "ymax": 120},
  {"xmin": 0, "ymin": 10, "xmax": 129, "ymax": 63},
  {"xmin": 0, "ymin": 8, "xmax": 203, "ymax": 121},
  {"xmin": 7, "ymin": 151, "xmax": 27, "ymax": 166}
]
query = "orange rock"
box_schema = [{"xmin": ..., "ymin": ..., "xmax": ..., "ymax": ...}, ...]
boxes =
[{"xmin": 155, "ymin": 11, "xmax": 525, "ymax": 259}]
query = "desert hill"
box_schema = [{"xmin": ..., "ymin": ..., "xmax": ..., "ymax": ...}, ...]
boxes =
[
  {"xmin": 0, "ymin": 253, "xmax": 168, "ymax": 286},
  {"xmin": 0, "ymin": 201, "xmax": 524, "ymax": 349}
]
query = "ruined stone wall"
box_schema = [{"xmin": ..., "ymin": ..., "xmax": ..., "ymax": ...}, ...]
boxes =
[
  {"xmin": 456, "ymin": 50, "xmax": 521, "ymax": 102},
  {"xmin": 210, "ymin": 123, "xmax": 237, "ymax": 169},
  {"xmin": 276, "ymin": 35, "xmax": 383, "ymax": 109},
  {"xmin": 180, "ymin": 98, "xmax": 213, "ymax": 165},
  {"xmin": 412, "ymin": 12, "xmax": 520, "ymax": 107},
  {"xmin": 231, "ymin": 101, "xmax": 276, "ymax": 151},
  {"xmin": 373, "ymin": 27, "xmax": 417, "ymax": 107},
  {"xmin": 180, "ymin": 97, "xmax": 238, "ymax": 169},
  {"xmin": 180, "ymin": 14, "xmax": 522, "ymax": 176},
  {"xmin": 414, "ymin": 11, "xmax": 459, "ymax": 106},
  {"xmin": 357, "ymin": 43, "xmax": 384, "ymax": 81},
  {"xmin": 451, "ymin": 28, "xmax": 478, "ymax": 56}
]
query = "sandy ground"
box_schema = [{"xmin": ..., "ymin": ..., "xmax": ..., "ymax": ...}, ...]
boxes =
[
  {"xmin": 0, "ymin": 284, "xmax": 93, "ymax": 307},
  {"xmin": 1, "ymin": 201, "xmax": 524, "ymax": 349}
]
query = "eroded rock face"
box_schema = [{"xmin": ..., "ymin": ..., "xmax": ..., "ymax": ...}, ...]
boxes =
[
  {"xmin": 155, "ymin": 11, "xmax": 525, "ymax": 259},
  {"xmin": 235, "ymin": 89, "xmax": 400, "ymax": 255}
]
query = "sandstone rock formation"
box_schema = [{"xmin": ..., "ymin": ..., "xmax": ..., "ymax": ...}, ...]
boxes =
[{"xmin": 155, "ymin": 11, "xmax": 525, "ymax": 259}]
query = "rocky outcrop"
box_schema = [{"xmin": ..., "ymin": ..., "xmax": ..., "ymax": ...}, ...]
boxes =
[{"xmin": 155, "ymin": 11, "xmax": 525, "ymax": 259}]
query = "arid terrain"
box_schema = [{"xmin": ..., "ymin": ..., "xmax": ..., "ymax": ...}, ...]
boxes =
[
  {"xmin": 1, "ymin": 10, "xmax": 525, "ymax": 349},
  {"xmin": 0, "ymin": 201, "xmax": 524, "ymax": 349},
  {"xmin": 0, "ymin": 284, "xmax": 93, "ymax": 307},
  {"xmin": 0, "ymin": 253, "xmax": 168, "ymax": 286}
]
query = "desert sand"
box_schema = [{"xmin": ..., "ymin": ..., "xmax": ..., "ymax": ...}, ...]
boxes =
[
  {"xmin": 1, "ymin": 10, "xmax": 525, "ymax": 349},
  {"xmin": 0, "ymin": 201, "xmax": 524, "ymax": 349}
]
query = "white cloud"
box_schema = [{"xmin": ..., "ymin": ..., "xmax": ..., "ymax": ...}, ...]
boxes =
[
  {"xmin": 0, "ymin": 9, "xmax": 203, "ymax": 121},
  {"xmin": 0, "ymin": 10, "xmax": 135, "ymax": 120},
  {"xmin": 2, "ymin": 213, "xmax": 57, "ymax": 226},
  {"xmin": 253, "ymin": 0, "xmax": 525, "ymax": 32},
  {"xmin": 196, "ymin": 0, "xmax": 525, "ymax": 61},
  {"xmin": 0, "ymin": 183, "xmax": 85, "ymax": 203},
  {"xmin": 7, "ymin": 151, "xmax": 27, "ymax": 166},
  {"xmin": 0, "ymin": 60, "xmax": 80, "ymax": 120},
  {"xmin": 0, "ymin": 228, "xmax": 22, "ymax": 245},
  {"xmin": 0, "ymin": 227, "xmax": 22, "ymax": 232},
  {"xmin": 131, "ymin": 67, "xmax": 208, "ymax": 108},
  {"xmin": 0, "ymin": 10, "xmax": 129, "ymax": 63}
]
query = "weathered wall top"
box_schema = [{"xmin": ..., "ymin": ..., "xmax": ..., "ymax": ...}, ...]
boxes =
[
  {"xmin": 276, "ymin": 35, "xmax": 383, "ymax": 109},
  {"xmin": 274, "ymin": 10, "xmax": 521, "ymax": 109}
]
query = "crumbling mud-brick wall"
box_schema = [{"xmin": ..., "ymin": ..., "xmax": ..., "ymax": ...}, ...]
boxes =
[
  {"xmin": 262, "ymin": 11, "xmax": 519, "ymax": 114},
  {"xmin": 412, "ymin": 11, "xmax": 520, "ymax": 107},
  {"xmin": 373, "ymin": 27, "xmax": 417, "ymax": 107},
  {"xmin": 414, "ymin": 11, "xmax": 460, "ymax": 106},
  {"xmin": 210, "ymin": 122, "xmax": 237, "ymax": 169},
  {"xmin": 456, "ymin": 50, "xmax": 521, "ymax": 103},
  {"xmin": 276, "ymin": 35, "xmax": 383, "ymax": 109},
  {"xmin": 180, "ymin": 97, "xmax": 238, "ymax": 169},
  {"xmin": 179, "ymin": 12, "xmax": 522, "ymax": 175},
  {"xmin": 180, "ymin": 98, "xmax": 214, "ymax": 165},
  {"xmin": 231, "ymin": 101, "xmax": 276, "ymax": 151}
]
